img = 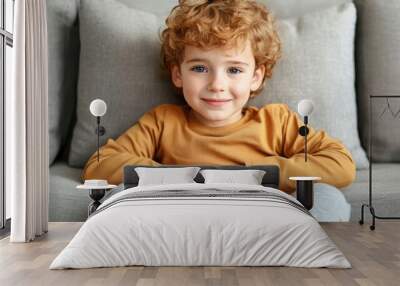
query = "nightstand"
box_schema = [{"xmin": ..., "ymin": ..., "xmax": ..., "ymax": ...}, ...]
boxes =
[{"xmin": 77, "ymin": 180, "xmax": 117, "ymax": 216}]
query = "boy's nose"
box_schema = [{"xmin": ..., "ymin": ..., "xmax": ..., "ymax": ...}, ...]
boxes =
[{"xmin": 208, "ymin": 73, "xmax": 226, "ymax": 92}]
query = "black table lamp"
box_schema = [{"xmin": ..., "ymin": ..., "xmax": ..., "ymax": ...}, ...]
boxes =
[
  {"xmin": 76, "ymin": 98, "xmax": 115, "ymax": 216},
  {"xmin": 289, "ymin": 99, "xmax": 321, "ymax": 210},
  {"xmin": 89, "ymin": 99, "xmax": 107, "ymax": 163}
]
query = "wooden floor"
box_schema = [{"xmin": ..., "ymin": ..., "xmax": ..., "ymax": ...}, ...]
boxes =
[{"xmin": 0, "ymin": 222, "xmax": 399, "ymax": 286}]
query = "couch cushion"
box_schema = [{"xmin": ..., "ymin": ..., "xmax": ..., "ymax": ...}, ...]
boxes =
[
  {"xmin": 68, "ymin": 0, "xmax": 368, "ymax": 170},
  {"xmin": 263, "ymin": 0, "xmax": 350, "ymax": 18},
  {"xmin": 68, "ymin": 0, "xmax": 185, "ymax": 168},
  {"xmin": 251, "ymin": 2, "xmax": 368, "ymax": 169},
  {"xmin": 49, "ymin": 160, "xmax": 89, "ymax": 221},
  {"xmin": 47, "ymin": 0, "xmax": 80, "ymax": 165},
  {"xmin": 116, "ymin": 0, "xmax": 351, "ymax": 19},
  {"xmin": 354, "ymin": 0, "xmax": 400, "ymax": 162},
  {"xmin": 49, "ymin": 160, "xmax": 123, "ymax": 222}
]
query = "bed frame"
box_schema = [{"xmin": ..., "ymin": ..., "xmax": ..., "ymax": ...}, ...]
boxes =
[{"xmin": 123, "ymin": 165, "xmax": 280, "ymax": 189}]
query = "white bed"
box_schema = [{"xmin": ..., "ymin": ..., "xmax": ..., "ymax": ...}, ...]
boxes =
[{"xmin": 50, "ymin": 183, "xmax": 350, "ymax": 269}]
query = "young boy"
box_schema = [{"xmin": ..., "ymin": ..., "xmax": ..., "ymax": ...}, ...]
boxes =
[{"xmin": 82, "ymin": 0, "xmax": 355, "ymax": 220}]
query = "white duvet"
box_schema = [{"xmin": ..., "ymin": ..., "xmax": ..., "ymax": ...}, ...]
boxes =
[{"xmin": 50, "ymin": 183, "xmax": 350, "ymax": 269}]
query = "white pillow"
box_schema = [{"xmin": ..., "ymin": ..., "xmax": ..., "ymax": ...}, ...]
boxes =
[
  {"xmin": 135, "ymin": 167, "xmax": 200, "ymax": 186},
  {"xmin": 200, "ymin": 169, "xmax": 266, "ymax": 185}
]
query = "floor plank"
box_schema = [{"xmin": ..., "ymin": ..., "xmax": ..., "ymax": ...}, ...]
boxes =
[{"xmin": 0, "ymin": 222, "xmax": 399, "ymax": 286}]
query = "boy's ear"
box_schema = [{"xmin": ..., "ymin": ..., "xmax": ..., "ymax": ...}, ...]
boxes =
[
  {"xmin": 171, "ymin": 64, "xmax": 183, "ymax": 88},
  {"xmin": 250, "ymin": 65, "xmax": 266, "ymax": 92}
]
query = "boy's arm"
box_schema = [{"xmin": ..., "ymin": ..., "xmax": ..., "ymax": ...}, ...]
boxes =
[
  {"xmin": 81, "ymin": 110, "xmax": 161, "ymax": 185},
  {"xmin": 247, "ymin": 104, "xmax": 356, "ymax": 193}
]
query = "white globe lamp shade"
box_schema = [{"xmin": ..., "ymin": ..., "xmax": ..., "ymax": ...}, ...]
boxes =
[
  {"xmin": 90, "ymin": 99, "xmax": 107, "ymax": 117},
  {"xmin": 297, "ymin": 99, "xmax": 314, "ymax": 117}
]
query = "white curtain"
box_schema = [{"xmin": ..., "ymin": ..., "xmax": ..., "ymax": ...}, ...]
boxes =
[{"xmin": 7, "ymin": 0, "xmax": 49, "ymax": 242}]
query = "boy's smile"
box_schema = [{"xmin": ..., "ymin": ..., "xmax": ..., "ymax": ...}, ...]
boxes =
[
  {"xmin": 171, "ymin": 40, "xmax": 265, "ymax": 127},
  {"xmin": 201, "ymin": 98, "xmax": 232, "ymax": 107}
]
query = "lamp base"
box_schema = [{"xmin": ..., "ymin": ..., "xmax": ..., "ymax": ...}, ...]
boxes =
[
  {"xmin": 88, "ymin": 188, "xmax": 106, "ymax": 216},
  {"xmin": 289, "ymin": 177, "xmax": 321, "ymax": 210},
  {"xmin": 296, "ymin": 180, "xmax": 314, "ymax": 210}
]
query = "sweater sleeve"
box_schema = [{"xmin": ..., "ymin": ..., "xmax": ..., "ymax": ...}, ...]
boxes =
[
  {"xmin": 81, "ymin": 108, "xmax": 162, "ymax": 185},
  {"xmin": 248, "ymin": 104, "xmax": 356, "ymax": 193}
]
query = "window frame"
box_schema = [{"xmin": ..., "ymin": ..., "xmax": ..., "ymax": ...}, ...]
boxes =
[{"xmin": 0, "ymin": 0, "xmax": 14, "ymax": 233}]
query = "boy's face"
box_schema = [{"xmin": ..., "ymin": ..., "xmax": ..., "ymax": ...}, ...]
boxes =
[{"xmin": 171, "ymin": 40, "xmax": 265, "ymax": 127}]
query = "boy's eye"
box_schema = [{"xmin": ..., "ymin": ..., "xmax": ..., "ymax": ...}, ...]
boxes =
[
  {"xmin": 190, "ymin": 66, "xmax": 207, "ymax": 73},
  {"xmin": 228, "ymin": 67, "xmax": 243, "ymax": 74},
  {"xmin": 190, "ymin": 66, "xmax": 243, "ymax": 74}
]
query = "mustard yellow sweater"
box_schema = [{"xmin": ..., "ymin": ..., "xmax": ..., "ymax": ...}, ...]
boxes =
[{"xmin": 82, "ymin": 103, "xmax": 356, "ymax": 193}]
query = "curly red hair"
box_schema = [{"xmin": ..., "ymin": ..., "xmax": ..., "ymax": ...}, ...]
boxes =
[{"xmin": 160, "ymin": 0, "xmax": 281, "ymax": 97}]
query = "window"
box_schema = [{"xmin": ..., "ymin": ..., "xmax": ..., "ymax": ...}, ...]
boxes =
[{"xmin": 0, "ymin": 0, "xmax": 14, "ymax": 234}]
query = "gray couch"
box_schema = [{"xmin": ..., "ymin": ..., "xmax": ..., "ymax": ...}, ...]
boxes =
[{"xmin": 47, "ymin": 0, "xmax": 400, "ymax": 222}]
